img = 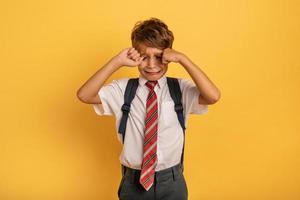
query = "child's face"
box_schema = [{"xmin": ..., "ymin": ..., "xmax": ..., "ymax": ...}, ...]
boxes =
[{"xmin": 136, "ymin": 43, "xmax": 168, "ymax": 81}]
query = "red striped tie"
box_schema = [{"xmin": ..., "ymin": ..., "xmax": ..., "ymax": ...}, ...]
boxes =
[{"xmin": 139, "ymin": 80, "xmax": 158, "ymax": 191}]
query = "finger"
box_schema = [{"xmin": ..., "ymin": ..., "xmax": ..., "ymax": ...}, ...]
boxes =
[
  {"xmin": 127, "ymin": 51, "xmax": 136, "ymax": 58},
  {"xmin": 129, "ymin": 49, "xmax": 139, "ymax": 56},
  {"xmin": 131, "ymin": 47, "xmax": 139, "ymax": 53},
  {"xmin": 132, "ymin": 53, "xmax": 141, "ymax": 61},
  {"xmin": 163, "ymin": 48, "xmax": 171, "ymax": 53},
  {"xmin": 127, "ymin": 48, "xmax": 135, "ymax": 55},
  {"xmin": 162, "ymin": 58, "xmax": 170, "ymax": 65},
  {"xmin": 128, "ymin": 53, "xmax": 137, "ymax": 60},
  {"xmin": 129, "ymin": 49, "xmax": 139, "ymax": 55},
  {"xmin": 129, "ymin": 50, "xmax": 140, "ymax": 58},
  {"xmin": 135, "ymin": 57, "xmax": 143, "ymax": 65}
]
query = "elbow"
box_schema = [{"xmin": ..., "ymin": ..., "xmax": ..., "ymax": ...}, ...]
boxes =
[
  {"xmin": 209, "ymin": 90, "xmax": 221, "ymax": 104},
  {"xmin": 77, "ymin": 89, "xmax": 88, "ymax": 103}
]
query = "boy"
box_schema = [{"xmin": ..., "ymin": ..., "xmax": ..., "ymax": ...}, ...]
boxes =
[{"xmin": 77, "ymin": 18, "xmax": 220, "ymax": 200}]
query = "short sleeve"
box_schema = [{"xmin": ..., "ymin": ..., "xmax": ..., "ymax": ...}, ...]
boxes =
[
  {"xmin": 179, "ymin": 78, "xmax": 208, "ymax": 116},
  {"xmin": 92, "ymin": 78, "xmax": 128, "ymax": 116}
]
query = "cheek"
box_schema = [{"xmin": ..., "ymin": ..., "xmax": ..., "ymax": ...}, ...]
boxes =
[
  {"xmin": 162, "ymin": 65, "xmax": 168, "ymax": 72},
  {"xmin": 137, "ymin": 65, "xmax": 145, "ymax": 73},
  {"xmin": 138, "ymin": 62, "xmax": 147, "ymax": 69}
]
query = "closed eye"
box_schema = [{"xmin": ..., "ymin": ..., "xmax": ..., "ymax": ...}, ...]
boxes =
[{"xmin": 141, "ymin": 55, "xmax": 162, "ymax": 60}]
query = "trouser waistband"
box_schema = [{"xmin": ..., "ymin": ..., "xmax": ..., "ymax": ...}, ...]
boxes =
[{"xmin": 121, "ymin": 163, "xmax": 183, "ymax": 184}]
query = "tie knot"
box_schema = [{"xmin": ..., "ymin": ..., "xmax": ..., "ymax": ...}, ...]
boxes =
[{"xmin": 146, "ymin": 81, "xmax": 158, "ymax": 90}]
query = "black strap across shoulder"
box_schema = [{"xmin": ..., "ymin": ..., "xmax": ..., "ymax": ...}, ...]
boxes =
[
  {"xmin": 166, "ymin": 77, "xmax": 186, "ymax": 132},
  {"xmin": 166, "ymin": 77, "xmax": 186, "ymax": 172},
  {"xmin": 118, "ymin": 78, "xmax": 139, "ymax": 143}
]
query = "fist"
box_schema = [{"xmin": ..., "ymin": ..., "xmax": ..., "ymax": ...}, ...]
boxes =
[
  {"xmin": 114, "ymin": 47, "xmax": 142, "ymax": 67},
  {"xmin": 161, "ymin": 48, "xmax": 184, "ymax": 64}
]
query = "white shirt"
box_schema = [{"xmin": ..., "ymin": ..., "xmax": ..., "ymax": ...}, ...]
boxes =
[{"xmin": 92, "ymin": 74, "xmax": 208, "ymax": 171}]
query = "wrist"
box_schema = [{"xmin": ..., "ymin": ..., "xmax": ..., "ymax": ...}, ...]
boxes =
[
  {"xmin": 178, "ymin": 53, "xmax": 188, "ymax": 65},
  {"xmin": 110, "ymin": 56, "xmax": 123, "ymax": 69}
]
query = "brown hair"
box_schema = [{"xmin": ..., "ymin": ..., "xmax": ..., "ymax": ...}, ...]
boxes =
[{"xmin": 131, "ymin": 17, "xmax": 174, "ymax": 50}]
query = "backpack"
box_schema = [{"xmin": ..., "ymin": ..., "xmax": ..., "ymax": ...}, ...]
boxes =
[{"xmin": 118, "ymin": 77, "xmax": 186, "ymax": 172}]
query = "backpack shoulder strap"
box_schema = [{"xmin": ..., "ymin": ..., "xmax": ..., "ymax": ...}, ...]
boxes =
[
  {"xmin": 166, "ymin": 76, "xmax": 186, "ymax": 172},
  {"xmin": 118, "ymin": 78, "xmax": 139, "ymax": 144},
  {"xmin": 166, "ymin": 77, "xmax": 186, "ymax": 131}
]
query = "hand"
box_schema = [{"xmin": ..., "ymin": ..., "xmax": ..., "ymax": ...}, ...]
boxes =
[
  {"xmin": 161, "ymin": 48, "xmax": 185, "ymax": 65},
  {"xmin": 113, "ymin": 47, "xmax": 142, "ymax": 67}
]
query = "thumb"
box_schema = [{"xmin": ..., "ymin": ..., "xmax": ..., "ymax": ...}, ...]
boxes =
[
  {"xmin": 162, "ymin": 57, "xmax": 170, "ymax": 65},
  {"xmin": 126, "ymin": 56, "xmax": 142, "ymax": 67},
  {"xmin": 134, "ymin": 57, "xmax": 142, "ymax": 66}
]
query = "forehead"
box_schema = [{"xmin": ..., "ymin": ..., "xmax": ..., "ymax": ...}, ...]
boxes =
[{"xmin": 136, "ymin": 43, "xmax": 163, "ymax": 55}]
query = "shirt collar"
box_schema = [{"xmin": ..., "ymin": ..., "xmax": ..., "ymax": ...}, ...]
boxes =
[{"xmin": 138, "ymin": 74, "xmax": 167, "ymax": 89}]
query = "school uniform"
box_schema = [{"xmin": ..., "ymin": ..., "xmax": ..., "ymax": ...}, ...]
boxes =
[{"xmin": 92, "ymin": 74, "xmax": 208, "ymax": 200}]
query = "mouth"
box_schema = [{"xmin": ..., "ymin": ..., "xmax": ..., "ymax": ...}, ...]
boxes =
[{"xmin": 145, "ymin": 70, "xmax": 162, "ymax": 75}]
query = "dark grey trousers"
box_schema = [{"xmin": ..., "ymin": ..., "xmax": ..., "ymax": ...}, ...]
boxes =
[{"xmin": 118, "ymin": 163, "xmax": 188, "ymax": 200}]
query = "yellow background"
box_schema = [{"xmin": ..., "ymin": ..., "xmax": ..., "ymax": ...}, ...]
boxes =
[{"xmin": 1, "ymin": 0, "xmax": 299, "ymax": 199}]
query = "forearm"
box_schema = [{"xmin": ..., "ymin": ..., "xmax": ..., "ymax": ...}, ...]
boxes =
[
  {"xmin": 179, "ymin": 54, "xmax": 221, "ymax": 103},
  {"xmin": 77, "ymin": 56, "xmax": 121, "ymax": 101}
]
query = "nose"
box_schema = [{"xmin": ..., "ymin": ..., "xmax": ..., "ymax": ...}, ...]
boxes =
[{"xmin": 148, "ymin": 57, "xmax": 156, "ymax": 68}]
